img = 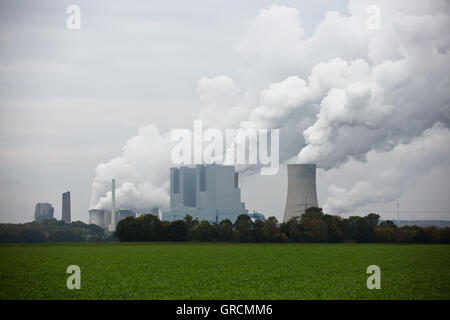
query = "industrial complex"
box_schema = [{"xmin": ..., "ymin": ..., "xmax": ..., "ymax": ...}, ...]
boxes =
[
  {"xmin": 87, "ymin": 163, "xmax": 319, "ymax": 230},
  {"xmin": 162, "ymin": 164, "xmax": 248, "ymax": 223}
]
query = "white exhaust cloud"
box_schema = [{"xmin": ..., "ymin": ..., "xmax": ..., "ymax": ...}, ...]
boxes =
[
  {"xmin": 90, "ymin": 1, "xmax": 450, "ymax": 214},
  {"xmin": 323, "ymin": 124, "xmax": 450, "ymax": 212}
]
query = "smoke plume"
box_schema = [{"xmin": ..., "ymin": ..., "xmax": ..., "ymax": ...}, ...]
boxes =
[{"xmin": 90, "ymin": 1, "xmax": 450, "ymax": 213}]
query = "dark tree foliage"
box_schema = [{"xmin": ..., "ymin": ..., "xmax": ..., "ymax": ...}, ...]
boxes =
[
  {"xmin": 115, "ymin": 216, "xmax": 138, "ymax": 241},
  {"xmin": 380, "ymin": 220, "xmax": 397, "ymax": 228},
  {"xmin": 111, "ymin": 211, "xmax": 450, "ymax": 244},
  {"xmin": 232, "ymin": 214, "xmax": 254, "ymax": 242},
  {"xmin": 279, "ymin": 217, "xmax": 303, "ymax": 242},
  {"xmin": 6, "ymin": 209, "xmax": 448, "ymax": 244},
  {"xmin": 0, "ymin": 219, "xmax": 107, "ymax": 243},
  {"xmin": 190, "ymin": 221, "xmax": 215, "ymax": 242},
  {"xmin": 253, "ymin": 219, "xmax": 265, "ymax": 242},
  {"xmin": 261, "ymin": 216, "xmax": 284, "ymax": 242},
  {"xmin": 137, "ymin": 214, "xmax": 165, "ymax": 241},
  {"xmin": 218, "ymin": 219, "xmax": 233, "ymax": 241},
  {"xmin": 167, "ymin": 220, "xmax": 189, "ymax": 242}
]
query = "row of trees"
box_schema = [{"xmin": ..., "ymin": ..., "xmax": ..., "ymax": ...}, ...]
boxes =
[
  {"xmin": 0, "ymin": 218, "xmax": 108, "ymax": 243},
  {"xmin": 114, "ymin": 207, "xmax": 450, "ymax": 243}
]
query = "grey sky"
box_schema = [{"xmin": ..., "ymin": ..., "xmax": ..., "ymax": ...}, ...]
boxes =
[{"xmin": 1, "ymin": 0, "xmax": 449, "ymax": 223}]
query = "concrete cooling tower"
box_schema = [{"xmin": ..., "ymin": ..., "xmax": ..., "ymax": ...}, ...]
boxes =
[
  {"xmin": 283, "ymin": 164, "xmax": 318, "ymax": 222},
  {"xmin": 89, "ymin": 209, "xmax": 105, "ymax": 228}
]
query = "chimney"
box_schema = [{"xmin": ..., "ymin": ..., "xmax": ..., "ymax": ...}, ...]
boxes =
[{"xmin": 110, "ymin": 179, "xmax": 116, "ymax": 231}]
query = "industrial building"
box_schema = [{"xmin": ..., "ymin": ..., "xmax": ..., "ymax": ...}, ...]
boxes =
[
  {"xmin": 248, "ymin": 211, "xmax": 266, "ymax": 221},
  {"xmin": 283, "ymin": 164, "xmax": 318, "ymax": 222},
  {"xmin": 117, "ymin": 209, "xmax": 136, "ymax": 222},
  {"xmin": 89, "ymin": 208, "xmax": 136, "ymax": 230},
  {"xmin": 34, "ymin": 203, "xmax": 54, "ymax": 223},
  {"xmin": 62, "ymin": 191, "xmax": 71, "ymax": 223},
  {"xmin": 162, "ymin": 164, "xmax": 248, "ymax": 223},
  {"xmin": 88, "ymin": 164, "xmax": 267, "ymax": 229}
]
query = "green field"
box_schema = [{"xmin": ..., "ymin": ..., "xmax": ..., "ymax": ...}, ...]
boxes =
[{"xmin": 0, "ymin": 243, "xmax": 449, "ymax": 299}]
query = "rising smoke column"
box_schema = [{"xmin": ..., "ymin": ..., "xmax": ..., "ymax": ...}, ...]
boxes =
[{"xmin": 90, "ymin": 125, "xmax": 172, "ymax": 212}]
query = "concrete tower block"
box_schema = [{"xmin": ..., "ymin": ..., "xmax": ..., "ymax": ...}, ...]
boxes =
[
  {"xmin": 283, "ymin": 164, "xmax": 318, "ymax": 222},
  {"xmin": 89, "ymin": 209, "xmax": 105, "ymax": 228},
  {"xmin": 62, "ymin": 191, "xmax": 71, "ymax": 223}
]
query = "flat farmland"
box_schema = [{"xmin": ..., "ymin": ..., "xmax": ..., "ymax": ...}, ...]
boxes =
[{"xmin": 0, "ymin": 243, "xmax": 448, "ymax": 299}]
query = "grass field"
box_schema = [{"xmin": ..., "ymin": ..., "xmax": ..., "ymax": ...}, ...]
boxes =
[{"xmin": 0, "ymin": 243, "xmax": 449, "ymax": 300}]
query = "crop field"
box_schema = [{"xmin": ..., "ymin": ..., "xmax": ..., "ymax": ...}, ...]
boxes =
[{"xmin": 0, "ymin": 243, "xmax": 449, "ymax": 300}]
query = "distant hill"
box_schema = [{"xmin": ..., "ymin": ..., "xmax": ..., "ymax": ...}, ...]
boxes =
[{"xmin": 395, "ymin": 220, "xmax": 450, "ymax": 228}]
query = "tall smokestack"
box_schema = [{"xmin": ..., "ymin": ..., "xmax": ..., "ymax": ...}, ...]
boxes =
[
  {"xmin": 110, "ymin": 179, "xmax": 116, "ymax": 231},
  {"xmin": 283, "ymin": 164, "xmax": 318, "ymax": 222}
]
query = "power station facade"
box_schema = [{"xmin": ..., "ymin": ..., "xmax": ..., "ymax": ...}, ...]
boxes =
[
  {"xmin": 162, "ymin": 164, "xmax": 248, "ymax": 223},
  {"xmin": 117, "ymin": 209, "xmax": 135, "ymax": 222},
  {"xmin": 283, "ymin": 164, "xmax": 318, "ymax": 222}
]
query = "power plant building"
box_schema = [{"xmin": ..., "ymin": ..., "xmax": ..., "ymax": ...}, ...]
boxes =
[
  {"xmin": 163, "ymin": 164, "xmax": 248, "ymax": 223},
  {"xmin": 283, "ymin": 164, "xmax": 319, "ymax": 222},
  {"xmin": 62, "ymin": 191, "xmax": 71, "ymax": 223},
  {"xmin": 34, "ymin": 203, "xmax": 54, "ymax": 223},
  {"xmin": 89, "ymin": 208, "xmax": 136, "ymax": 230},
  {"xmin": 248, "ymin": 211, "xmax": 266, "ymax": 221},
  {"xmin": 117, "ymin": 209, "xmax": 135, "ymax": 222}
]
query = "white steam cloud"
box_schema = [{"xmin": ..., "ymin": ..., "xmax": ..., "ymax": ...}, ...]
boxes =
[
  {"xmin": 90, "ymin": 0, "xmax": 450, "ymax": 214},
  {"xmin": 323, "ymin": 123, "xmax": 450, "ymax": 212},
  {"xmin": 90, "ymin": 126, "xmax": 171, "ymax": 211}
]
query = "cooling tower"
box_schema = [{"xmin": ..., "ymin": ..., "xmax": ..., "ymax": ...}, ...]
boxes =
[
  {"xmin": 89, "ymin": 209, "xmax": 105, "ymax": 228},
  {"xmin": 283, "ymin": 164, "xmax": 318, "ymax": 222},
  {"xmin": 104, "ymin": 210, "xmax": 111, "ymax": 229}
]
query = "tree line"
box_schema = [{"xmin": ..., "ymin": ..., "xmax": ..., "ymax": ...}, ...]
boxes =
[
  {"xmin": 114, "ymin": 207, "xmax": 450, "ymax": 243},
  {"xmin": 0, "ymin": 218, "xmax": 109, "ymax": 243}
]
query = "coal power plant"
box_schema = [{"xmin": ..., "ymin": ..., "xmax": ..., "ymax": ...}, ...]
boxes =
[
  {"xmin": 89, "ymin": 163, "xmax": 318, "ymax": 229},
  {"xmin": 283, "ymin": 164, "xmax": 318, "ymax": 222},
  {"xmin": 162, "ymin": 164, "xmax": 248, "ymax": 223}
]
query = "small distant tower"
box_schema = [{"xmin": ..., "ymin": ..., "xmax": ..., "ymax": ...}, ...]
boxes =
[
  {"xmin": 62, "ymin": 191, "xmax": 71, "ymax": 223},
  {"xmin": 110, "ymin": 179, "xmax": 116, "ymax": 231}
]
